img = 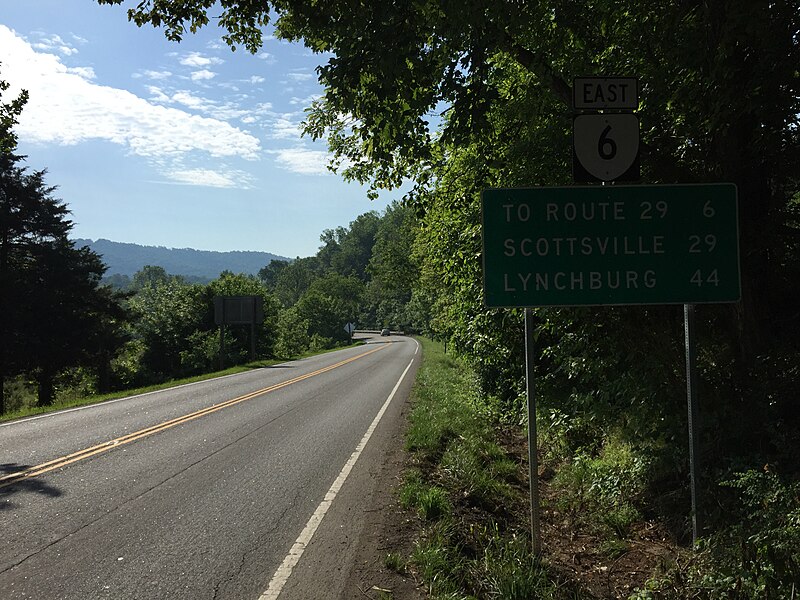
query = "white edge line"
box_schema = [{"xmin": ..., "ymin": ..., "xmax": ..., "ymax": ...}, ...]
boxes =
[{"xmin": 259, "ymin": 346, "xmax": 418, "ymax": 600}]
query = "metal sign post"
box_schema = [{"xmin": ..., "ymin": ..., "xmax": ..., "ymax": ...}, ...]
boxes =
[
  {"xmin": 684, "ymin": 304, "xmax": 702, "ymax": 543},
  {"xmin": 524, "ymin": 308, "xmax": 542, "ymax": 555},
  {"xmin": 219, "ymin": 324, "xmax": 226, "ymax": 370}
]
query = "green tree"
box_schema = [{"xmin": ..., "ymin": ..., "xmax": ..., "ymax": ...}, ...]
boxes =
[
  {"xmin": 295, "ymin": 273, "xmax": 364, "ymax": 345},
  {"xmin": 24, "ymin": 241, "xmax": 129, "ymax": 405},
  {"xmin": 258, "ymin": 259, "xmax": 290, "ymax": 289},
  {"xmin": 0, "ymin": 74, "xmax": 32, "ymax": 411},
  {"xmin": 103, "ymin": 272, "xmax": 132, "ymax": 290},
  {"xmin": 123, "ymin": 271, "xmax": 279, "ymax": 382},
  {"xmin": 97, "ymin": 0, "xmax": 800, "ymax": 366},
  {"xmin": 315, "ymin": 212, "xmax": 380, "ymax": 281},
  {"xmin": 0, "ymin": 75, "xmax": 127, "ymax": 408},
  {"xmin": 273, "ymin": 256, "xmax": 320, "ymax": 307},
  {"xmin": 273, "ymin": 306, "xmax": 311, "ymax": 358},
  {"xmin": 132, "ymin": 264, "xmax": 172, "ymax": 290},
  {"xmin": 367, "ymin": 202, "xmax": 419, "ymax": 329},
  {"xmin": 330, "ymin": 212, "xmax": 380, "ymax": 280},
  {"xmin": 316, "ymin": 227, "xmax": 343, "ymax": 274},
  {"xmin": 126, "ymin": 276, "xmax": 206, "ymax": 381},
  {"xmin": 206, "ymin": 271, "xmax": 280, "ymax": 361},
  {"xmin": 0, "ymin": 67, "xmax": 28, "ymax": 155}
]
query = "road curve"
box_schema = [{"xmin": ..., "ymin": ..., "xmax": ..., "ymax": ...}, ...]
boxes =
[{"xmin": 0, "ymin": 333, "xmax": 420, "ymax": 599}]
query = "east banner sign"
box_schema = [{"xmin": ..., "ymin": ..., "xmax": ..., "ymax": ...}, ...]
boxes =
[
  {"xmin": 573, "ymin": 77, "xmax": 638, "ymax": 110},
  {"xmin": 481, "ymin": 184, "xmax": 740, "ymax": 307}
]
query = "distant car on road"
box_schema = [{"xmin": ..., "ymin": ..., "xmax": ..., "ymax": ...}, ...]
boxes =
[{"xmin": 380, "ymin": 328, "xmax": 390, "ymax": 336}]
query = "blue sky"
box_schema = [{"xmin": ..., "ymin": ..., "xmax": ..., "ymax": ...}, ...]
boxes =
[{"xmin": 1, "ymin": 1, "xmax": 402, "ymax": 258}]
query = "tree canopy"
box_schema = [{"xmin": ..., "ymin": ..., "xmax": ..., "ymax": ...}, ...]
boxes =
[
  {"xmin": 96, "ymin": 1, "xmax": 799, "ymax": 188},
  {"xmin": 0, "ymin": 75, "xmax": 127, "ymax": 408},
  {"xmin": 95, "ymin": 1, "xmax": 800, "ymax": 492},
  {"xmin": 96, "ymin": 0, "xmax": 799, "ymax": 364}
]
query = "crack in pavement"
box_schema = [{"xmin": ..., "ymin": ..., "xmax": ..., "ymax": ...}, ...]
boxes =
[{"xmin": 0, "ymin": 399, "xmax": 307, "ymax": 577}]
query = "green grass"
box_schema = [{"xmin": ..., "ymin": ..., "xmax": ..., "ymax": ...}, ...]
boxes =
[
  {"xmin": 383, "ymin": 552, "xmax": 407, "ymax": 574},
  {"xmin": 599, "ymin": 538, "xmax": 630, "ymax": 559},
  {"xmin": 410, "ymin": 521, "xmax": 468, "ymax": 598},
  {"xmin": 0, "ymin": 342, "xmax": 364, "ymax": 423},
  {"xmin": 399, "ymin": 338, "xmax": 584, "ymax": 600},
  {"xmin": 480, "ymin": 532, "xmax": 562, "ymax": 599},
  {"xmin": 399, "ymin": 469, "xmax": 452, "ymax": 520},
  {"xmin": 550, "ymin": 436, "xmax": 649, "ymax": 539},
  {"xmin": 417, "ymin": 486, "xmax": 452, "ymax": 520}
]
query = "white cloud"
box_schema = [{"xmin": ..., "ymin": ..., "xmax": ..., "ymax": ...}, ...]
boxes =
[
  {"xmin": 249, "ymin": 75, "xmax": 265, "ymax": 84},
  {"xmin": 269, "ymin": 147, "xmax": 331, "ymax": 175},
  {"xmin": 164, "ymin": 168, "xmax": 253, "ymax": 188},
  {"xmin": 67, "ymin": 66, "xmax": 96, "ymax": 80},
  {"xmin": 191, "ymin": 69, "xmax": 216, "ymax": 81},
  {"xmin": 287, "ymin": 71, "xmax": 313, "ymax": 82},
  {"xmin": 179, "ymin": 51, "xmax": 223, "ymax": 67},
  {"xmin": 136, "ymin": 69, "xmax": 172, "ymax": 80},
  {"xmin": 269, "ymin": 114, "xmax": 304, "ymax": 140},
  {"xmin": 146, "ymin": 85, "xmax": 171, "ymax": 103},
  {"xmin": 0, "ymin": 26, "xmax": 260, "ymax": 161},
  {"xmin": 169, "ymin": 90, "xmax": 213, "ymax": 111},
  {"xmin": 146, "ymin": 87, "xmax": 271, "ymax": 123},
  {"xmin": 290, "ymin": 93, "xmax": 322, "ymax": 107},
  {"xmin": 31, "ymin": 33, "xmax": 78, "ymax": 56},
  {"xmin": 257, "ymin": 51, "xmax": 276, "ymax": 64}
]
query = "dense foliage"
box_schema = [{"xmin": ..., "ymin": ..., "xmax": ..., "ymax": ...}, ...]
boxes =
[
  {"xmin": 0, "ymin": 80, "xmax": 127, "ymax": 410},
  {"xmin": 16, "ymin": 0, "xmax": 800, "ymax": 593},
  {"xmin": 96, "ymin": 0, "xmax": 800, "ymax": 425},
  {"xmin": 92, "ymin": 201, "xmax": 418, "ymax": 394},
  {"xmin": 0, "ymin": 69, "xmax": 418, "ymax": 413},
  {"xmin": 0, "ymin": 187, "xmax": 420, "ymax": 412}
]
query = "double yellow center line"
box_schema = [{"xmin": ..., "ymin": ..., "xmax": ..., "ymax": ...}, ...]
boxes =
[{"xmin": 0, "ymin": 344, "xmax": 387, "ymax": 490}]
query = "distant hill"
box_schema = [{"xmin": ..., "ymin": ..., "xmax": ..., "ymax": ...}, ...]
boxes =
[{"xmin": 73, "ymin": 238, "xmax": 290, "ymax": 280}]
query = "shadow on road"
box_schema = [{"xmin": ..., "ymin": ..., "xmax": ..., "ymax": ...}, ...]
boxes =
[{"xmin": 0, "ymin": 463, "xmax": 62, "ymax": 510}]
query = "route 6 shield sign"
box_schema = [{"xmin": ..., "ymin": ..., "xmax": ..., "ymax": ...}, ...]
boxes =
[{"xmin": 573, "ymin": 114, "xmax": 640, "ymax": 182}]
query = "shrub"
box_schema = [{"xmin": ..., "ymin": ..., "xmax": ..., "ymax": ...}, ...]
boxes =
[
  {"xmin": 179, "ymin": 330, "xmax": 222, "ymax": 374},
  {"xmin": 552, "ymin": 437, "xmax": 650, "ymax": 537},
  {"xmin": 712, "ymin": 469, "xmax": 800, "ymax": 598},
  {"xmin": 273, "ymin": 308, "xmax": 310, "ymax": 358},
  {"xmin": 633, "ymin": 468, "xmax": 800, "ymax": 599}
]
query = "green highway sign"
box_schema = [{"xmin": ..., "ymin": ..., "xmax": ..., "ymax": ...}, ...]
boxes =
[{"xmin": 481, "ymin": 184, "xmax": 740, "ymax": 307}]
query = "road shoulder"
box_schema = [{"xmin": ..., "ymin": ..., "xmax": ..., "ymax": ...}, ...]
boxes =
[{"xmin": 278, "ymin": 354, "xmax": 423, "ymax": 600}]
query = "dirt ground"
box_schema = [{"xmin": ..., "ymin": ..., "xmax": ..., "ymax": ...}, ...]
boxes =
[
  {"xmin": 337, "ymin": 398, "xmax": 426, "ymax": 599},
  {"xmin": 338, "ymin": 408, "xmax": 682, "ymax": 600}
]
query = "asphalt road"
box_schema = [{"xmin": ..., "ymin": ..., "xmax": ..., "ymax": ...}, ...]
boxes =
[{"xmin": 0, "ymin": 333, "xmax": 419, "ymax": 599}]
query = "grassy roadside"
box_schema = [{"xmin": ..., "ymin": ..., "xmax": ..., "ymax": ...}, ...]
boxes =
[
  {"xmin": 391, "ymin": 338, "xmax": 800, "ymax": 599},
  {"xmin": 0, "ymin": 342, "xmax": 363, "ymax": 424},
  {"xmin": 393, "ymin": 337, "xmax": 586, "ymax": 599}
]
